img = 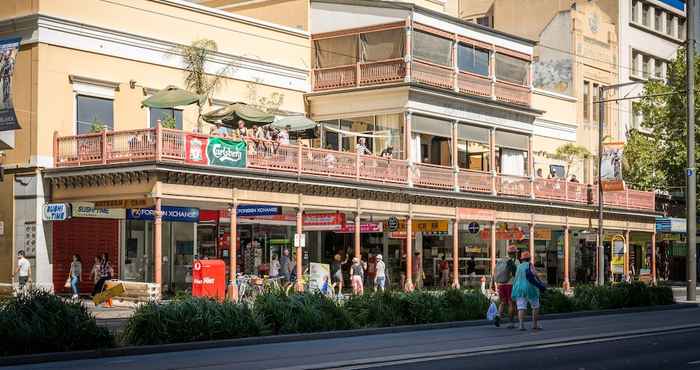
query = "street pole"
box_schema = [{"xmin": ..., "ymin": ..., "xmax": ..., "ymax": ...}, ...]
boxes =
[
  {"xmin": 597, "ymin": 85, "xmax": 605, "ymax": 286},
  {"xmin": 686, "ymin": 0, "xmax": 696, "ymax": 302}
]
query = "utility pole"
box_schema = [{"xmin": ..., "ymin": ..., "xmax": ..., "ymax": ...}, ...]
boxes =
[
  {"xmin": 597, "ymin": 85, "xmax": 605, "ymax": 286},
  {"xmin": 686, "ymin": 0, "xmax": 696, "ymax": 302}
]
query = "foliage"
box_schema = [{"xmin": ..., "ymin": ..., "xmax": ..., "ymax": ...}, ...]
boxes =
[
  {"xmin": 159, "ymin": 114, "xmax": 177, "ymax": 129},
  {"xmin": 622, "ymin": 129, "xmax": 666, "ymax": 191},
  {"xmin": 89, "ymin": 118, "xmax": 107, "ymax": 133},
  {"xmin": 630, "ymin": 47, "xmax": 699, "ymax": 203},
  {"xmin": 0, "ymin": 290, "xmax": 113, "ymax": 356},
  {"xmin": 570, "ymin": 283, "xmax": 674, "ymax": 311},
  {"xmin": 254, "ymin": 291, "xmax": 354, "ymax": 335},
  {"xmin": 122, "ymin": 297, "xmax": 261, "ymax": 345},
  {"xmin": 539, "ymin": 289, "xmax": 575, "ymax": 314},
  {"xmin": 553, "ymin": 143, "xmax": 591, "ymax": 179}
]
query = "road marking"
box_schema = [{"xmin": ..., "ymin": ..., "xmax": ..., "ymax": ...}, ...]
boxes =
[{"xmin": 688, "ymin": 360, "xmax": 700, "ymax": 365}]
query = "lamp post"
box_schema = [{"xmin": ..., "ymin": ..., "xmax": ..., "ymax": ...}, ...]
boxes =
[{"xmin": 685, "ymin": 0, "xmax": 696, "ymax": 301}]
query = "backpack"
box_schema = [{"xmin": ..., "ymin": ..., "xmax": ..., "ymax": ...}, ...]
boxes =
[{"xmin": 494, "ymin": 259, "xmax": 513, "ymax": 283}]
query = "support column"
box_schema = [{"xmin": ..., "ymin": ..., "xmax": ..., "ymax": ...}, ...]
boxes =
[
  {"xmin": 452, "ymin": 120, "xmax": 459, "ymax": 192},
  {"xmin": 405, "ymin": 111, "xmax": 414, "ymax": 187},
  {"xmin": 651, "ymin": 232, "xmax": 657, "ymax": 284},
  {"xmin": 529, "ymin": 223, "xmax": 535, "ymax": 266},
  {"xmin": 563, "ymin": 225, "xmax": 570, "ymax": 291},
  {"xmin": 405, "ymin": 215, "xmax": 414, "ymax": 291},
  {"xmin": 296, "ymin": 206, "xmax": 304, "ymax": 292},
  {"xmin": 625, "ymin": 229, "xmax": 631, "ymax": 281},
  {"xmin": 452, "ymin": 217, "xmax": 460, "ymax": 288},
  {"xmin": 490, "ymin": 128, "xmax": 497, "ymax": 195},
  {"xmin": 228, "ymin": 202, "xmax": 238, "ymax": 302},
  {"xmin": 490, "ymin": 220, "xmax": 497, "ymax": 276},
  {"xmin": 154, "ymin": 197, "xmax": 163, "ymax": 292},
  {"xmin": 354, "ymin": 212, "xmax": 361, "ymax": 260}
]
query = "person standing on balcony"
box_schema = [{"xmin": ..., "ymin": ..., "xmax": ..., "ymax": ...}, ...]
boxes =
[
  {"xmin": 278, "ymin": 125, "xmax": 290, "ymax": 145},
  {"xmin": 381, "ymin": 146, "xmax": 393, "ymax": 159},
  {"xmin": 236, "ymin": 120, "xmax": 247, "ymax": 138},
  {"xmin": 356, "ymin": 137, "xmax": 371, "ymax": 156},
  {"xmin": 536, "ymin": 168, "xmax": 544, "ymax": 178},
  {"xmin": 570, "ymin": 175, "xmax": 579, "ymax": 183}
]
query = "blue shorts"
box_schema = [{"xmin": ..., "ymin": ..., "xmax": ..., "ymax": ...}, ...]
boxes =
[{"xmin": 376, "ymin": 276, "xmax": 386, "ymax": 289}]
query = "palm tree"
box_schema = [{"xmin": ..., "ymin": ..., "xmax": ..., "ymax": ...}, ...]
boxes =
[{"xmin": 554, "ymin": 143, "xmax": 591, "ymax": 179}]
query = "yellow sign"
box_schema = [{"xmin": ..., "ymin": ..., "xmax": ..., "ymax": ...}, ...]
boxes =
[
  {"xmin": 392, "ymin": 220, "xmax": 449, "ymax": 234},
  {"xmin": 533, "ymin": 229, "xmax": 552, "ymax": 241},
  {"xmin": 660, "ymin": 233, "xmax": 681, "ymax": 241},
  {"xmin": 94, "ymin": 199, "xmax": 154, "ymax": 208}
]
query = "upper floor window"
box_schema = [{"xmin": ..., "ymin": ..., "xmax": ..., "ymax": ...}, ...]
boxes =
[
  {"xmin": 476, "ymin": 16, "xmax": 491, "ymax": 28},
  {"xmin": 495, "ymin": 53, "xmax": 529, "ymax": 86},
  {"xmin": 313, "ymin": 34, "xmax": 358, "ymax": 68},
  {"xmin": 360, "ymin": 28, "xmax": 405, "ymax": 62},
  {"xmin": 654, "ymin": 9, "xmax": 663, "ymax": 31},
  {"xmin": 642, "ymin": 4, "xmax": 650, "ymax": 27},
  {"xmin": 76, "ymin": 95, "xmax": 113, "ymax": 134},
  {"xmin": 150, "ymin": 108, "xmax": 183, "ymax": 130},
  {"xmin": 457, "ymin": 43, "xmax": 490, "ymax": 76},
  {"xmin": 678, "ymin": 18, "xmax": 686, "ymax": 40},
  {"xmin": 654, "ymin": 59, "xmax": 664, "ymax": 79},
  {"xmin": 642, "ymin": 55, "xmax": 651, "ymax": 78},
  {"xmin": 666, "ymin": 13, "xmax": 673, "ymax": 35},
  {"xmin": 592, "ymin": 82, "xmax": 600, "ymax": 123},
  {"xmin": 583, "ymin": 81, "xmax": 590, "ymax": 121},
  {"xmin": 631, "ymin": 0, "xmax": 639, "ymax": 22},
  {"xmin": 413, "ymin": 30, "xmax": 452, "ymax": 67}
]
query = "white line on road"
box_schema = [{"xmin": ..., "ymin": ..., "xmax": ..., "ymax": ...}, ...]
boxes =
[{"xmin": 688, "ymin": 360, "xmax": 700, "ymax": 365}]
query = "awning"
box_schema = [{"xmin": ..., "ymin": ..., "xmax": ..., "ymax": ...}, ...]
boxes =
[
  {"xmin": 141, "ymin": 86, "xmax": 204, "ymax": 108},
  {"xmin": 271, "ymin": 115, "xmax": 318, "ymax": 131},
  {"xmin": 202, "ymin": 102, "xmax": 274, "ymax": 126}
]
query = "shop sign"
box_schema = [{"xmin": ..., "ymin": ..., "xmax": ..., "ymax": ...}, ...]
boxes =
[
  {"xmin": 237, "ymin": 205, "xmax": 281, "ymax": 217},
  {"xmin": 72, "ymin": 202, "xmax": 125, "ymax": 219},
  {"xmin": 611, "ymin": 237, "xmax": 625, "ymax": 274},
  {"xmin": 467, "ymin": 222, "xmax": 480, "ymax": 234},
  {"xmin": 43, "ymin": 203, "xmax": 70, "ymax": 221},
  {"xmin": 93, "ymin": 199, "xmax": 154, "ymax": 208},
  {"xmin": 185, "ymin": 134, "xmax": 209, "ymax": 165},
  {"xmin": 388, "ymin": 231, "xmax": 416, "ymax": 239},
  {"xmin": 655, "ymin": 217, "xmax": 686, "ymax": 233},
  {"xmin": 457, "ymin": 208, "xmax": 496, "ymax": 222},
  {"xmin": 387, "ymin": 216, "xmax": 399, "ymax": 232},
  {"xmin": 480, "ymin": 228, "xmax": 525, "ymax": 241},
  {"xmin": 206, "ymin": 137, "xmax": 246, "ymax": 168},
  {"xmin": 533, "ymin": 228, "xmax": 552, "ymax": 241},
  {"xmin": 393, "ymin": 219, "xmax": 449, "ymax": 234},
  {"xmin": 309, "ymin": 262, "xmax": 330, "ymax": 293},
  {"xmin": 303, "ymin": 212, "xmax": 346, "ymax": 231},
  {"xmin": 660, "ymin": 233, "xmax": 681, "ymax": 241},
  {"xmin": 192, "ymin": 259, "xmax": 226, "ymax": 301},
  {"xmin": 294, "ymin": 233, "xmax": 306, "ymax": 248},
  {"xmin": 335, "ymin": 222, "xmax": 384, "ymax": 234},
  {"xmin": 127, "ymin": 206, "xmax": 199, "ymax": 222}
]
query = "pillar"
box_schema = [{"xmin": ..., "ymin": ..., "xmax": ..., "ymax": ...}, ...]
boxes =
[
  {"xmin": 529, "ymin": 223, "xmax": 535, "ymax": 265},
  {"xmin": 452, "ymin": 218, "xmax": 460, "ymax": 288},
  {"xmin": 354, "ymin": 212, "xmax": 361, "ymax": 260},
  {"xmin": 625, "ymin": 229, "xmax": 631, "ymax": 280},
  {"xmin": 296, "ymin": 207, "xmax": 304, "ymax": 292},
  {"xmin": 452, "ymin": 121, "xmax": 459, "ymax": 192},
  {"xmin": 405, "ymin": 215, "xmax": 414, "ymax": 291},
  {"xmin": 228, "ymin": 203, "xmax": 238, "ymax": 302},
  {"xmin": 490, "ymin": 128, "xmax": 497, "ymax": 195},
  {"xmin": 490, "ymin": 220, "xmax": 497, "ymax": 276},
  {"xmin": 154, "ymin": 197, "xmax": 162, "ymax": 291},
  {"xmin": 563, "ymin": 226, "xmax": 570, "ymax": 291},
  {"xmin": 651, "ymin": 232, "xmax": 657, "ymax": 284}
]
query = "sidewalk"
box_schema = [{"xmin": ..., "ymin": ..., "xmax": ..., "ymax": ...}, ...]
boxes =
[{"xmin": 671, "ymin": 286, "xmax": 700, "ymax": 303}]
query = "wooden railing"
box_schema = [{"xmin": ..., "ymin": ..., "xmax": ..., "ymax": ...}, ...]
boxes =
[
  {"xmin": 457, "ymin": 71, "xmax": 492, "ymax": 98},
  {"xmin": 359, "ymin": 58, "xmax": 406, "ymax": 86},
  {"xmin": 494, "ymin": 80, "xmax": 530, "ymax": 106},
  {"xmin": 312, "ymin": 64, "xmax": 357, "ymax": 90},
  {"xmin": 411, "ymin": 60, "xmax": 454, "ymax": 89},
  {"xmin": 53, "ymin": 128, "xmax": 656, "ymax": 212}
]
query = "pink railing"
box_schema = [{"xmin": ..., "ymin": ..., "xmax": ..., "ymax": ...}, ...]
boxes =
[
  {"xmin": 53, "ymin": 128, "xmax": 656, "ymax": 211},
  {"xmin": 457, "ymin": 72, "xmax": 492, "ymax": 97},
  {"xmin": 412, "ymin": 60, "xmax": 454, "ymax": 89},
  {"xmin": 494, "ymin": 80, "xmax": 530, "ymax": 106},
  {"xmin": 360, "ymin": 59, "xmax": 406, "ymax": 85},
  {"xmin": 312, "ymin": 65, "xmax": 357, "ymax": 90}
]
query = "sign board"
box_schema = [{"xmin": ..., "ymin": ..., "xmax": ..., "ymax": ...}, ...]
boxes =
[
  {"xmin": 72, "ymin": 203, "xmax": 126, "ymax": 219},
  {"xmin": 206, "ymin": 137, "xmax": 247, "ymax": 168},
  {"xmin": 127, "ymin": 206, "xmax": 199, "ymax": 222},
  {"xmin": 309, "ymin": 262, "xmax": 331, "ymax": 294},
  {"xmin": 294, "ymin": 233, "xmax": 306, "ymax": 248},
  {"xmin": 467, "ymin": 222, "xmax": 480, "ymax": 234},
  {"xmin": 236, "ymin": 205, "xmax": 281, "ymax": 217},
  {"xmin": 611, "ymin": 236, "xmax": 625, "ymax": 274},
  {"xmin": 43, "ymin": 203, "xmax": 70, "ymax": 221},
  {"xmin": 533, "ymin": 228, "xmax": 552, "ymax": 241},
  {"xmin": 480, "ymin": 228, "xmax": 525, "ymax": 241},
  {"xmin": 192, "ymin": 259, "xmax": 226, "ymax": 301},
  {"xmin": 457, "ymin": 208, "xmax": 496, "ymax": 222},
  {"xmin": 93, "ymin": 199, "xmax": 154, "ymax": 208},
  {"xmin": 303, "ymin": 213, "xmax": 346, "ymax": 231},
  {"xmin": 0, "ymin": 37, "xmax": 21, "ymax": 132},
  {"xmin": 659, "ymin": 233, "xmax": 681, "ymax": 241},
  {"xmin": 393, "ymin": 219, "xmax": 449, "ymax": 235},
  {"xmin": 387, "ymin": 216, "xmax": 399, "ymax": 232},
  {"xmin": 656, "ymin": 217, "xmax": 687, "ymax": 233},
  {"xmin": 601, "ymin": 142, "xmax": 625, "ymax": 191},
  {"xmin": 185, "ymin": 134, "xmax": 209, "ymax": 165},
  {"xmin": 335, "ymin": 222, "xmax": 383, "ymax": 234}
]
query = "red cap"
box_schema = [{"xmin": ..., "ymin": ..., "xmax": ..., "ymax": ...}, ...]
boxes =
[{"xmin": 521, "ymin": 251, "xmax": 531, "ymax": 260}]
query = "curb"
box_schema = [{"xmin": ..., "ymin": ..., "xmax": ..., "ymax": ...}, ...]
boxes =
[{"xmin": 2, "ymin": 302, "xmax": 697, "ymax": 367}]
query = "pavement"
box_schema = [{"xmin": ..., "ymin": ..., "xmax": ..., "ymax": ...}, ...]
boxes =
[{"xmin": 7, "ymin": 305, "xmax": 700, "ymax": 370}]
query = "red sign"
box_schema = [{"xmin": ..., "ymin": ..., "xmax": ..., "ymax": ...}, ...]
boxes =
[
  {"xmin": 199, "ymin": 210, "xmax": 220, "ymax": 223},
  {"xmin": 335, "ymin": 222, "xmax": 383, "ymax": 234},
  {"xmin": 185, "ymin": 134, "xmax": 208, "ymax": 165},
  {"xmin": 192, "ymin": 259, "xmax": 226, "ymax": 301},
  {"xmin": 480, "ymin": 228, "xmax": 525, "ymax": 241},
  {"xmin": 303, "ymin": 212, "xmax": 346, "ymax": 229},
  {"xmin": 457, "ymin": 208, "xmax": 496, "ymax": 222}
]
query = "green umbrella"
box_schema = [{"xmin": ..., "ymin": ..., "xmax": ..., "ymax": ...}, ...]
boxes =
[
  {"xmin": 141, "ymin": 85, "xmax": 204, "ymax": 108},
  {"xmin": 202, "ymin": 102, "xmax": 274, "ymax": 126},
  {"xmin": 271, "ymin": 115, "xmax": 318, "ymax": 131}
]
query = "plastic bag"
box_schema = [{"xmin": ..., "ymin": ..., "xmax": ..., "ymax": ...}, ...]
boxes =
[{"xmin": 486, "ymin": 302, "xmax": 498, "ymax": 321}]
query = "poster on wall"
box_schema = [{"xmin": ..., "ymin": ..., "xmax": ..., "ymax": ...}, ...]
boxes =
[
  {"xmin": 0, "ymin": 37, "xmax": 21, "ymax": 131},
  {"xmin": 308, "ymin": 262, "xmax": 330, "ymax": 294},
  {"xmin": 601, "ymin": 142, "xmax": 625, "ymax": 191},
  {"xmin": 611, "ymin": 238, "xmax": 625, "ymax": 275},
  {"xmin": 185, "ymin": 134, "xmax": 209, "ymax": 165},
  {"xmin": 207, "ymin": 137, "xmax": 246, "ymax": 168}
]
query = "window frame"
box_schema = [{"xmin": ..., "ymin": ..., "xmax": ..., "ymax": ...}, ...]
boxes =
[
  {"xmin": 583, "ymin": 81, "xmax": 591, "ymax": 122},
  {"xmin": 75, "ymin": 95, "xmax": 115, "ymax": 135},
  {"xmin": 457, "ymin": 42, "xmax": 491, "ymax": 77},
  {"xmin": 148, "ymin": 107, "xmax": 184, "ymax": 130}
]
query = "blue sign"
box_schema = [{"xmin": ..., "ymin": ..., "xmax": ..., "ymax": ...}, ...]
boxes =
[
  {"xmin": 43, "ymin": 203, "xmax": 70, "ymax": 221},
  {"xmin": 127, "ymin": 206, "xmax": 200, "ymax": 222},
  {"xmin": 467, "ymin": 222, "xmax": 480, "ymax": 234},
  {"xmin": 237, "ymin": 205, "xmax": 281, "ymax": 217},
  {"xmin": 658, "ymin": 0, "xmax": 685, "ymax": 11}
]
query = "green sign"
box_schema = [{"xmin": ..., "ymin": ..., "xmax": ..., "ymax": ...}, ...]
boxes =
[{"xmin": 206, "ymin": 137, "xmax": 246, "ymax": 168}]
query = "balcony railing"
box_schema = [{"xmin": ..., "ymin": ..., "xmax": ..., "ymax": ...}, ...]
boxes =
[{"xmin": 53, "ymin": 128, "xmax": 656, "ymax": 212}]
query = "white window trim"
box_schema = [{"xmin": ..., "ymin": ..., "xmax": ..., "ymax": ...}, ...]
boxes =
[{"xmin": 70, "ymin": 75, "xmax": 118, "ymax": 135}]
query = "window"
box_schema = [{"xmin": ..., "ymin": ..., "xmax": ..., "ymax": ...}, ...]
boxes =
[
  {"xmin": 632, "ymin": 50, "xmax": 640, "ymax": 76},
  {"xmin": 413, "ymin": 31, "xmax": 453, "ymax": 67},
  {"xmin": 457, "ymin": 123, "xmax": 490, "ymax": 171},
  {"xmin": 592, "ymin": 83, "xmax": 600, "ymax": 123},
  {"xmin": 654, "ymin": 59, "xmax": 664, "ymax": 79},
  {"xmin": 654, "ymin": 9, "xmax": 662, "ymax": 31},
  {"xmin": 313, "ymin": 35, "xmax": 358, "ymax": 68},
  {"xmin": 642, "ymin": 4, "xmax": 650, "ymax": 27},
  {"xmin": 149, "ymin": 108, "xmax": 183, "ymax": 130},
  {"xmin": 583, "ymin": 81, "xmax": 590, "ymax": 121},
  {"xmin": 495, "ymin": 53, "xmax": 529, "ymax": 85},
  {"xmin": 495, "ymin": 130, "xmax": 528, "ymax": 176},
  {"xmin": 549, "ymin": 165, "xmax": 565, "ymax": 179},
  {"xmin": 360, "ymin": 28, "xmax": 405, "ymax": 62},
  {"xmin": 678, "ymin": 19, "xmax": 686, "ymax": 40},
  {"xmin": 457, "ymin": 44, "xmax": 490, "ymax": 76},
  {"xmin": 642, "ymin": 55, "xmax": 651, "ymax": 78},
  {"xmin": 666, "ymin": 13, "xmax": 673, "ymax": 35},
  {"xmin": 631, "ymin": 0, "xmax": 639, "ymax": 23},
  {"xmin": 476, "ymin": 16, "xmax": 491, "ymax": 28},
  {"xmin": 76, "ymin": 95, "xmax": 113, "ymax": 134}
]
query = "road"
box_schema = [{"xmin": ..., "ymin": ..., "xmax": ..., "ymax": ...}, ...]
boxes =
[{"xmin": 7, "ymin": 306, "xmax": 700, "ymax": 370}]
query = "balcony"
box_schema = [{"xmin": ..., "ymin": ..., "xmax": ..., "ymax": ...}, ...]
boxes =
[{"xmin": 53, "ymin": 128, "xmax": 656, "ymax": 212}]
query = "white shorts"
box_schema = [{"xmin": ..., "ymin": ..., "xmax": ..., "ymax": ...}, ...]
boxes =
[{"xmin": 516, "ymin": 297, "xmax": 540, "ymax": 310}]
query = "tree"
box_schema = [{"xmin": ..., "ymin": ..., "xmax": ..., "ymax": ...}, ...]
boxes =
[
  {"xmin": 622, "ymin": 129, "xmax": 665, "ymax": 191},
  {"xmin": 174, "ymin": 39, "xmax": 232, "ymax": 132},
  {"xmin": 631, "ymin": 47, "xmax": 699, "ymax": 203},
  {"xmin": 554, "ymin": 143, "xmax": 591, "ymax": 179}
]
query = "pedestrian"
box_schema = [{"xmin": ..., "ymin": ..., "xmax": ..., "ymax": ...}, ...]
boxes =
[
  {"xmin": 14, "ymin": 251, "xmax": 31, "ymax": 293},
  {"xmin": 269, "ymin": 254, "xmax": 280, "ymax": 278},
  {"xmin": 399, "ymin": 255, "xmax": 407, "ymax": 290},
  {"xmin": 439, "ymin": 255, "xmax": 450, "ymax": 288},
  {"xmin": 374, "ymin": 254, "xmax": 386, "ymax": 292},
  {"xmin": 69, "ymin": 254, "xmax": 82, "ymax": 299},
  {"xmin": 466, "ymin": 256, "xmax": 477, "ymax": 276},
  {"xmin": 351, "ymin": 257, "xmax": 364, "ymax": 295},
  {"xmin": 332, "ymin": 253, "xmax": 348, "ymax": 296},
  {"xmin": 366, "ymin": 252, "xmax": 377, "ymax": 290},
  {"xmin": 511, "ymin": 251, "xmax": 546, "ymax": 331},
  {"xmin": 356, "ymin": 137, "xmax": 371, "ymax": 155},
  {"xmin": 279, "ymin": 248, "xmax": 292, "ymax": 283},
  {"xmin": 92, "ymin": 253, "xmax": 113, "ymax": 297},
  {"xmin": 413, "ymin": 252, "xmax": 423, "ymax": 289},
  {"xmin": 493, "ymin": 248, "xmax": 517, "ymax": 328},
  {"xmin": 90, "ymin": 256, "xmax": 101, "ymax": 285}
]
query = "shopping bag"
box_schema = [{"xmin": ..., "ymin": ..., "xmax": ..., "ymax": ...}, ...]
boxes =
[
  {"xmin": 63, "ymin": 278, "xmax": 71, "ymax": 289},
  {"xmin": 486, "ymin": 302, "xmax": 498, "ymax": 321}
]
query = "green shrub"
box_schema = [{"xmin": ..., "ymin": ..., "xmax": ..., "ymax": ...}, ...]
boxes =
[
  {"xmin": 401, "ymin": 291, "xmax": 446, "ymax": 325},
  {"xmin": 441, "ymin": 289, "xmax": 489, "ymax": 321},
  {"xmin": 344, "ymin": 291, "xmax": 405, "ymax": 327},
  {"xmin": 0, "ymin": 290, "xmax": 113, "ymax": 356},
  {"xmin": 254, "ymin": 291, "xmax": 354, "ymax": 334},
  {"xmin": 122, "ymin": 297, "xmax": 261, "ymax": 345},
  {"xmin": 540, "ymin": 289, "xmax": 575, "ymax": 314},
  {"xmin": 572, "ymin": 283, "xmax": 674, "ymax": 311}
]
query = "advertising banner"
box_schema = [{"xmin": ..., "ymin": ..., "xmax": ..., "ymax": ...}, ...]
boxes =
[
  {"xmin": 185, "ymin": 134, "xmax": 209, "ymax": 165},
  {"xmin": 206, "ymin": 137, "xmax": 246, "ymax": 168},
  {"xmin": 127, "ymin": 206, "xmax": 199, "ymax": 222},
  {"xmin": 43, "ymin": 203, "xmax": 70, "ymax": 221},
  {"xmin": 611, "ymin": 237, "xmax": 625, "ymax": 274},
  {"xmin": 236, "ymin": 205, "xmax": 281, "ymax": 217},
  {"xmin": 309, "ymin": 262, "xmax": 331, "ymax": 294},
  {"xmin": 93, "ymin": 199, "xmax": 154, "ymax": 208},
  {"xmin": 72, "ymin": 202, "xmax": 125, "ymax": 219},
  {"xmin": 335, "ymin": 222, "xmax": 384, "ymax": 234},
  {"xmin": 303, "ymin": 212, "xmax": 346, "ymax": 231},
  {"xmin": 0, "ymin": 37, "xmax": 21, "ymax": 132},
  {"xmin": 480, "ymin": 228, "xmax": 525, "ymax": 241},
  {"xmin": 192, "ymin": 259, "xmax": 226, "ymax": 301},
  {"xmin": 601, "ymin": 142, "xmax": 625, "ymax": 191}
]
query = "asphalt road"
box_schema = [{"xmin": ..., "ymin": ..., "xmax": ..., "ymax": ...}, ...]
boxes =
[{"xmin": 7, "ymin": 306, "xmax": 700, "ymax": 370}]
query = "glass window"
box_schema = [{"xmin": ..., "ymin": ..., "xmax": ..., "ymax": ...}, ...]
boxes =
[
  {"xmin": 583, "ymin": 81, "xmax": 590, "ymax": 121},
  {"xmin": 592, "ymin": 83, "xmax": 600, "ymax": 123},
  {"xmin": 631, "ymin": 51, "xmax": 640, "ymax": 76},
  {"xmin": 631, "ymin": 0, "xmax": 639, "ymax": 23},
  {"xmin": 413, "ymin": 31, "xmax": 453, "ymax": 67},
  {"xmin": 678, "ymin": 19, "xmax": 686, "ymax": 40},
  {"xmin": 412, "ymin": 115, "xmax": 452, "ymax": 166},
  {"xmin": 313, "ymin": 35, "xmax": 358, "ymax": 68},
  {"xmin": 495, "ymin": 53, "xmax": 529, "ymax": 85},
  {"xmin": 642, "ymin": 55, "xmax": 651, "ymax": 78},
  {"xmin": 360, "ymin": 28, "xmax": 405, "ymax": 62},
  {"xmin": 654, "ymin": 9, "xmax": 662, "ymax": 31},
  {"xmin": 642, "ymin": 4, "xmax": 650, "ymax": 27},
  {"xmin": 549, "ymin": 165, "xmax": 565, "ymax": 179},
  {"xmin": 476, "ymin": 16, "xmax": 491, "ymax": 27},
  {"xmin": 495, "ymin": 130, "xmax": 528, "ymax": 150},
  {"xmin": 458, "ymin": 44, "xmax": 490, "ymax": 76},
  {"xmin": 666, "ymin": 13, "xmax": 673, "ymax": 35},
  {"xmin": 654, "ymin": 60, "xmax": 663, "ymax": 79},
  {"xmin": 76, "ymin": 95, "xmax": 113, "ymax": 134},
  {"xmin": 457, "ymin": 124, "xmax": 490, "ymax": 171},
  {"xmin": 374, "ymin": 113, "xmax": 403, "ymax": 158},
  {"xmin": 320, "ymin": 120, "xmax": 340, "ymax": 151},
  {"xmin": 149, "ymin": 108, "xmax": 183, "ymax": 130}
]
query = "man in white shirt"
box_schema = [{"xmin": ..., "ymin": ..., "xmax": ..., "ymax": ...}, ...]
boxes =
[
  {"xmin": 14, "ymin": 251, "xmax": 31, "ymax": 292},
  {"xmin": 374, "ymin": 254, "xmax": 386, "ymax": 292}
]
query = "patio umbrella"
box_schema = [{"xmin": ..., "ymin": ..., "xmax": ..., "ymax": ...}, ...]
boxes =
[
  {"xmin": 141, "ymin": 85, "xmax": 204, "ymax": 108},
  {"xmin": 202, "ymin": 102, "xmax": 274, "ymax": 127},
  {"xmin": 271, "ymin": 115, "xmax": 318, "ymax": 131}
]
